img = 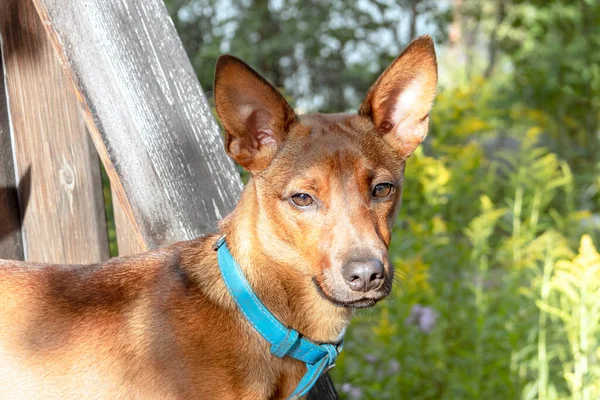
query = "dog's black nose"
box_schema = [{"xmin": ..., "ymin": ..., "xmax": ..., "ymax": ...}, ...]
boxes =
[{"xmin": 342, "ymin": 259, "xmax": 385, "ymax": 292}]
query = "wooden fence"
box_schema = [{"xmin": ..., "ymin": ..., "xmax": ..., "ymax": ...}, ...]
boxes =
[{"xmin": 0, "ymin": 0, "xmax": 338, "ymax": 398}]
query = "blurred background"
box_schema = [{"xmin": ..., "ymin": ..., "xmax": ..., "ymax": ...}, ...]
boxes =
[{"xmin": 161, "ymin": 0, "xmax": 600, "ymax": 398}]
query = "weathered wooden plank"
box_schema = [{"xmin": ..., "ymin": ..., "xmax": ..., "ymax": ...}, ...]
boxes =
[
  {"xmin": 0, "ymin": 38, "xmax": 24, "ymax": 261},
  {"xmin": 32, "ymin": 0, "xmax": 243, "ymax": 250},
  {"xmin": 111, "ymin": 185, "xmax": 145, "ymax": 256},
  {"xmin": 0, "ymin": 0, "xmax": 109, "ymax": 264}
]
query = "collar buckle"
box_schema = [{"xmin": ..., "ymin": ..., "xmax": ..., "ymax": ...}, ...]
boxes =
[{"xmin": 212, "ymin": 234, "xmax": 226, "ymax": 251}]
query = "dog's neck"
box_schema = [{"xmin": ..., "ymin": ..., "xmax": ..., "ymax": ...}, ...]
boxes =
[{"xmin": 219, "ymin": 181, "xmax": 351, "ymax": 344}]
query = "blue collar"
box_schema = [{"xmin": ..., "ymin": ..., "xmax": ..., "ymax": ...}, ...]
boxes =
[{"xmin": 214, "ymin": 235, "xmax": 343, "ymax": 400}]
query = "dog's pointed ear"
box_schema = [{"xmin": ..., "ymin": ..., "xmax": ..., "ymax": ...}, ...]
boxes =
[
  {"xmin": 359, "ymin": 35, "xmax": 438, "ymax": 159},
  {"xmin": 214, "ymin": 55, "xmax": 296, "ymax": 173}
]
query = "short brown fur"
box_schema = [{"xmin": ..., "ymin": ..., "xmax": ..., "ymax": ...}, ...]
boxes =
[{"xmin": 0, "ymin": 36, "xmax": 437, "ymax": 399}]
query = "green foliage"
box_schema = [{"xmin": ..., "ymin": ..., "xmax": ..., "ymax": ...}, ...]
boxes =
[
  {"xmin": 332, "ymin": 76, "xmax": 600, "ymax": 399},
  {"xmin": 100, "ymin": 165, "xmax": 118, "ymax": 258},
  {"xmin": 461, "ymin": 0, "xmax": 600, "ymax": 172},
  {"xmin": 164, "ymin": 0, "xmax": 447, "ymax": 112}
]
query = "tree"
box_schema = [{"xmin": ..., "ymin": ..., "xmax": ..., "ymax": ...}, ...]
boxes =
[
  {"xmin": 501, "ymin": 0, "xmax": 600, "ymax": 168},
  {"xmin": 457, "ymin": 0, "xmax": 600, "ymax": 170},
  {"xmin": 164, "ymin": 0, "xmax": 446, "ymax": 112}
]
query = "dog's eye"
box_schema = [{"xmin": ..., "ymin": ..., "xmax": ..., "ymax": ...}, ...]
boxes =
[
  {"xmin": 372, "ymin": 183, "xmax": 395, "ymax": 199},
  {"xmin": 290, "ymin": 193, "xmax": 314, "ymax": 208}
]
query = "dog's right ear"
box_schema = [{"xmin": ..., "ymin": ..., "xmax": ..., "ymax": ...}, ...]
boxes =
[{"xmin": 214, "ymin": 56, "xmax": 296, "ymax": 173}]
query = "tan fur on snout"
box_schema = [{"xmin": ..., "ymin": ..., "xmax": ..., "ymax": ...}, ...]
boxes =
[{"xmin": 0, "ymin": 36, "xmax": 437, "ymax": 399}]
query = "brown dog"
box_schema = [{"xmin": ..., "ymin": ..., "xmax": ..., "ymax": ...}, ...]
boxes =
[{"xmin": 0, "ymin": 35, "xmax": 437, "ymax": 399}]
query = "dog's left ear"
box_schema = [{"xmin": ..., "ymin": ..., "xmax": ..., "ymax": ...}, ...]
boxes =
[
  {"xmin": 359, "ymin": 35, "xmax": 438, "ymax": 158},
  {"xmin": 214, "ymin": 55, "xmax": 296, "ymax": 173}
]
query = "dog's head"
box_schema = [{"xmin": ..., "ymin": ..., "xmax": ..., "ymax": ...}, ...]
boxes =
[{"xmin": 215, "ymin": 36, "xmax": 437, "ymax": 309}]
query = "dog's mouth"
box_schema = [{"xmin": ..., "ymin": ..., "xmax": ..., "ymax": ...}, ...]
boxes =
[{"xmin": 311, "ymin": 276, "xmax": 392, "ymax": 309}]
